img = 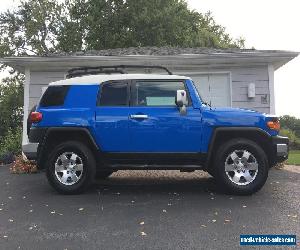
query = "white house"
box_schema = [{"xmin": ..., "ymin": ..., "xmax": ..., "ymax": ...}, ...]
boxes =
[{"xmin": 0, "ymin": 47, "xmax": 298, "ymax": 145}]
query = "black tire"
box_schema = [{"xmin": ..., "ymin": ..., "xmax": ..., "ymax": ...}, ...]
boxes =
[
  {"xmin": 46, "ymin": 141, "xmax": 96, "ymax": 195},
  {"xmin": 95, "ymin": 170, "xmax": 113, "ymax": 180},
  {"xmin": 213, "ymin": 138, "xmax": 269, "ymax": 195}
]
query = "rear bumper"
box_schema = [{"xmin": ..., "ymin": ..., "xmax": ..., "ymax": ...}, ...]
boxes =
[
  {"xmin": 22, "ymin": 142, "xmax": 39, "ymax": 160},
  {"xmin": 271, "ymin": 136, "xmax": 289, "ymax": 163}
]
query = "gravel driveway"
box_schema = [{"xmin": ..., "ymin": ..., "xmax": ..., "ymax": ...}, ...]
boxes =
[{"xmin": 0, "ymin": 165, "xmax": 299, "ymax": 249}]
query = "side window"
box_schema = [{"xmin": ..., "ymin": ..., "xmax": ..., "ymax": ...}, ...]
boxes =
[
  {"xmin": 133, "ymin": 81, "xmax": 189, "ymax": 106},
  {"xmin": 98, "ymin": 81, "xmax": 128, "ymax": 106},
  {"xmin": 39, "ymin": 85, "xmax": 70, "ymax": 107}
]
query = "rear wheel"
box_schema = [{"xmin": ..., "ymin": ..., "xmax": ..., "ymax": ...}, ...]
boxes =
[
  {"xmin": 46, "ymin": 141, "xmax": 96, "ymax": 194},
  {"xmin": 213, "ymin": 138, "xmax": 269, "ymax": 195}
]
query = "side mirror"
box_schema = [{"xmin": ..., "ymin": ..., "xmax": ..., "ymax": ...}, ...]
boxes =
[{"xmin": 175, "ymin": 90, "xmax": 188, "ymax": 115}]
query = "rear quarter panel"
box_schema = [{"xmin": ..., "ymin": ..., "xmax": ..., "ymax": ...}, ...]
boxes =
[{"xmin": 34, "ymin": 85, "xmax": 99, "ymax": 129}]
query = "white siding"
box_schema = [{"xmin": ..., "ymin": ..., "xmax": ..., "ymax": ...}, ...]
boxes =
[
  {"xmin": 28, "ymin": 71, "xmax": 65, "ymax": 112},
  {"xmin": 231, "ymin": 66, "xmax": 270, "ymax": 113}
]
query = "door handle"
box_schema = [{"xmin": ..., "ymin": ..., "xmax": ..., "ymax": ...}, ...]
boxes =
[{"xmin": 130, "ymin": 114, "xmax": 149, "ymax": 119}]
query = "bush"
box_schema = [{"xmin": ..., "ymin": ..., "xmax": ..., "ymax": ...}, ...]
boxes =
[
  {"xmin": 0, "ymin": 127, "xmax": 22, "ymax": 164},
  {"xmin": 280, "ymin": 128, "xmax": 300, "ymax": 150}
]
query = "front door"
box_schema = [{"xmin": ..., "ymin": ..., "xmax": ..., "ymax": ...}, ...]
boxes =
[{"xmin": 128, "ymin": 80, "xmax": 202, "ymax": 152}]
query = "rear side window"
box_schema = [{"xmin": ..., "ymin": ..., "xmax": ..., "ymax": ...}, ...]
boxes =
[
  {"xmin": 98, "ymin": 81, "xmax": 128, "ymax": 106},
  {"xmin": 39, "ymin": 85, "xmax": 70, "ymax": 107}
]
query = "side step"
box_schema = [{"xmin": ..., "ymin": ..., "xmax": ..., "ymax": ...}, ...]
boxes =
[{"xmin": 107, "ymin": 164, "xmax": 204, "ymax": 171}]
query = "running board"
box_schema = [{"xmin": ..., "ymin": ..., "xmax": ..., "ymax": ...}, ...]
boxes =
[{"xmin": 107, "ymin": 164, "xmax": 204, "ymax": 171}]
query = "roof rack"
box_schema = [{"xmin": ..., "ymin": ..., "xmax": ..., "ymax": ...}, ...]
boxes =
[{"xmin": 66, "ymin": 65, "xmax": 173, "ymax": 78}]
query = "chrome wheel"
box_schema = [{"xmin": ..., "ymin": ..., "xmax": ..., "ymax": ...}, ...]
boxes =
[
  {"xmin": 224, "ymin": 150, "xmax": 258, "ymax": 186},
  {"xmin": 54, "ymin": 152, "xmax": 84, "ymax": 186}
]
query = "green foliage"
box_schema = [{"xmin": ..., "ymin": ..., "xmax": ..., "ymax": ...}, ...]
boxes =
[
  {"xmin": 280, "ymin": 129, "xmax": 300, "ymax": 150},
  {"xmin": 0, "ymin": 75, "xmax": 23, "ymax": 160},
  {"xmin": 286, "ymin": 150, "xmax": 300, "ymax": 165},
  {"xmin": 0, "ymin": 74, "xmax": 24, "ymax": 139},
  {"xmin": 0, "ymin": 127, "xmax": 22, "ymax": 158},
  {"xmin": 74, "ymin": 0, "xmax": 245, "ymax": 50},
  {"xmin": 280, "ymin": 115, "xmax": 300, "ymax": 138},
  {"xmin": 0, "ymin": 0, "xmax": 245, "ymax": 57},
  {"xmin": 0, "ymin": 0, "xmax": 70, "ymax": 56}
]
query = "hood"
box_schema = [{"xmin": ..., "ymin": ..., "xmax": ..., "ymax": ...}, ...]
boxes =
[{"xmin": 201, "ymin": 106, "xmax": 279, "ymax": 136}]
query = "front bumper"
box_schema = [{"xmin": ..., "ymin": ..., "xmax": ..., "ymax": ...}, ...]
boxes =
[
  {"xmin": 22, "ymin": 143, "xmax": 39, "ymax": 160},
  {"xmin": 271, "ymin": 136, "xmax": 289, "ymax": 163}
]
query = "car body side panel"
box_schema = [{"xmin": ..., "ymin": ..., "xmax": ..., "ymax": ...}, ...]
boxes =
[
  {"xmin": 34, "ymin": 85, "xmax": 99, "ymax": 128},
  {"xmin": 128, "ymin": 106, "xmax": 202, "ymax": 152}
]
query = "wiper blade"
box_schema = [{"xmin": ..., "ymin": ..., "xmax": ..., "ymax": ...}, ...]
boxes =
[{"xmin": 203, "ymin": 101, "xmax": 212, "ymax": 108}]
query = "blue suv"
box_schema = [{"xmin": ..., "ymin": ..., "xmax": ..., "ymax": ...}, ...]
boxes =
[{"xmin": 25, "ymin": 66, "xmax": 288, "ymax": 195}]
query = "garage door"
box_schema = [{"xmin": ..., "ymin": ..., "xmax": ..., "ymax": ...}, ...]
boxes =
[{"xmin": 188, "ymin": 74, "xmax": 231, "ymax": 107}]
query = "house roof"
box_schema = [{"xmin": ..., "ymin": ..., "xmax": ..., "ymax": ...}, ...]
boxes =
[
  {"xmin": 1, "ymin": 47, "xmax": 298, "ymax": 72},
  {"xmin": 22, "ymin": 47, "xmax": 299, "ymax": 57}
]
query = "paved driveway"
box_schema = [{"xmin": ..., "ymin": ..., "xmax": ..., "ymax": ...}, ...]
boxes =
[{"xmin": 0, "ymin": 166, "xmax": 299, "ymax": 249}]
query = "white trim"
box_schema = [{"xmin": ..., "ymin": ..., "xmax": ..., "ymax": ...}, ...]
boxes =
[
  {"xmin": 22, "ymin": 68, "xmax": 30, "ymax": 145},
  {"xmin": 49, "ymin": 74, "xmax": 190, "ymax": 86},
  {"xmin": 229, "ymin": 71, "xmax": 233, "ymax": 107},
  {"xmin": 268, "ymin": 64, "xmax": 275, "ymax": 114}
]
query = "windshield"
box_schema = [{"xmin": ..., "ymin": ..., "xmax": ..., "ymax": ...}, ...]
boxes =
[{"xmin": 190, "ymin": 80, "xmax": 210, "ymax": 107}]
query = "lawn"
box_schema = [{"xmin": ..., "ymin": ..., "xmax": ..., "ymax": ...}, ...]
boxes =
[{"xmin": 287, "ymin": 150, "xmax": 300, "ymax": 165}]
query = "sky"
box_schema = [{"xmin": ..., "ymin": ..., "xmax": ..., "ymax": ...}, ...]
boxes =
[
  {"xmin": 187, "ymin": 0, "xmax": 300, "ymax": 118},
  {"xmin": 0, "ymin": 0, "xmax": 299, "ymax": 117}
]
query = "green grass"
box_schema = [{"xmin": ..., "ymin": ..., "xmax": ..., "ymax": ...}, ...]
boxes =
[{"xmin": 287, "ymin": 150, "xmax": 300, "ymax": 165}]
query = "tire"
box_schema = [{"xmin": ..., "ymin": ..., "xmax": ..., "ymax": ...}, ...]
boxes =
[
  {"xmin": 213, "ymin": 138, "xmax": 269, "ymax": 195},
  {"xmin": 95, "ymin": 170, "xmax": 113, "ymax": 180},
  {"xmin": 46, "ymin": 141, "xmax": 96, "ymax": 195}
]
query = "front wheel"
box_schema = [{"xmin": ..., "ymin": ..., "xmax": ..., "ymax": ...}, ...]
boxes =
[
  {"xmin": 213, "ymin": 138, "xmax": 269, "ymax": 195},
  {"xmin": 46, "ymin": 141, "xmax": 96, "ymax": 194}
]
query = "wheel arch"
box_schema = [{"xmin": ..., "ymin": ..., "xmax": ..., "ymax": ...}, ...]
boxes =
[
  {"xmin": 205, "ymin": 127, "xmax": 275, "ymax": 170},
  {"xmin": 38, "ymin": 127, "xmax": 100, "ymax": 169}
]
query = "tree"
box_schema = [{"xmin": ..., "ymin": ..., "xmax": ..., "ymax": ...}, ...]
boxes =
[
  {"xmin": 0, "ymin": 74, "xmax": 24, "ymax": 138},
  {"xmin": 74, "ymin": 0, "xmax": 244, "ymax": 50},
  {"xmin": 0, "ymin": 0, "xmax": 78, "ymax": 57},
  {"xmin": 280, "ymin": 115, "xmax": 300, "ymax": 138},
  {"xmin": 0, "ymin": 0, "xmax": 244, "ymax": 58}
]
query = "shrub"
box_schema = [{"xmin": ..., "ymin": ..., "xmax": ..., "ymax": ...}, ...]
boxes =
[
  {"xmin": 280, "ymin": 128, "xmax": 300, "ymax": 150},
  {"xmin": 0, "ymin": 127, "xmax": 22, "ymax": 164}
]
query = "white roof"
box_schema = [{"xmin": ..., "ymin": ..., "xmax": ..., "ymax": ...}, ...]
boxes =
[{"xmin": 49, "ymin": 74, "xmax": 190, "ymax": 86}]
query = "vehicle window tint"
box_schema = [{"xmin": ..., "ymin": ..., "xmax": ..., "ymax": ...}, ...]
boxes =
[
  {"xmin": 99, "ymin": 82, "xmax": 128, "ymax": 106},
  {"xmin": 39, "ymin": 85, "xmax": 70, "ymax": 107},
  {"xmin": 134, "ymin": 81, "xmax": 187, "ymax": 106}
]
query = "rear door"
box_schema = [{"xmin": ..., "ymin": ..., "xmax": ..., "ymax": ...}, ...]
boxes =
[
  {"xmin": 128, "ymin": 80, "xmax": 202, "ymax": 152},
  {"xmin": 94, "ymin": 80, "xmax": 130, "ymax": 152}
]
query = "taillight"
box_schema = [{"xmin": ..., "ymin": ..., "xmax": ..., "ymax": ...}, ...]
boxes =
[
  {"xmin": 267, "ymin": 120, "xmax": 280, "ymax": 131},
  {"xmin": 30, "ymin": 111, "xmax": 43, "ymax": 123}
]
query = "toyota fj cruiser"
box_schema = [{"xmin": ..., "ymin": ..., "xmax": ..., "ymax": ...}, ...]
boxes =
[{"xmin": 25, "ymin": 65, "xmax": 289, "ymax": 195}]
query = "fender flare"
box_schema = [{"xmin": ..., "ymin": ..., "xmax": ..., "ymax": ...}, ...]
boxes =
[{"xmin": 205, "ymin": 127, "xmax": 272, "ymax": 168}]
